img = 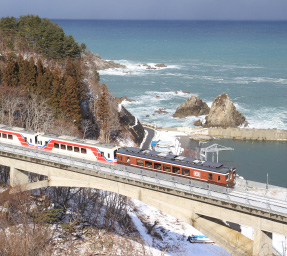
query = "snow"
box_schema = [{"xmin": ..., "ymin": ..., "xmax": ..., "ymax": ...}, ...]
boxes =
[
  {"xmin": 152, "ymin": 130, "xmax": 186, "ymax": 155},
  {"xmin": 129, "ymin": 198, "xmax": 231, "ymax": 256}
]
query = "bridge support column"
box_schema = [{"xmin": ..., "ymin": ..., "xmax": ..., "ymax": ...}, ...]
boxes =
[
  {"xmin": 10, "ymin": 167, "xmax": 29, "ymax": 187},
  {"xmin": 253, "ymin": 229, "xmax": 272, "ymax": 256}
]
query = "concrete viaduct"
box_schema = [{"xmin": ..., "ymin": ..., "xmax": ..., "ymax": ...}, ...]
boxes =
[{"xmin": 0, "ymin": 143, "xmax": 286, "ymax": 256}]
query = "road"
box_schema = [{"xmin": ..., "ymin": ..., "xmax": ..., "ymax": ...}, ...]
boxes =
[{"xmin": 141, "ymin": 127, "xmax": 155, "ymax": 150}]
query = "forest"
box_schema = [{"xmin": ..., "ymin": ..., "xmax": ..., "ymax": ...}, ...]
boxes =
[
  {"xmin": 0, "ymin": 15, "xmax": 86, "ymax": 59},
  {"xmin": 0, "ymin": 15, "xmax": 135, "ymax": 143}
]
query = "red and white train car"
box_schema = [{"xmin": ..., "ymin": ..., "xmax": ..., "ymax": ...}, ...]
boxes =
[
  {"xmin": 117, "ymin": 147, "xmax": 236, "ymax": 187},
  {"xmin": 0, "ymin": 124, "xmax": 118, "ymax": 164}
]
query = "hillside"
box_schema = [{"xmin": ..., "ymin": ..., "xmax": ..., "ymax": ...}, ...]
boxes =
[{"xmin": 0, "ymin": 15, "xmax": 144, "ymax": 146}]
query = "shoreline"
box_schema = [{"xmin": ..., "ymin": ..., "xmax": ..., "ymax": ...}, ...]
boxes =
[{"xmin": 158, "ymin": 127, "xmax": 287, "ymax": 141}]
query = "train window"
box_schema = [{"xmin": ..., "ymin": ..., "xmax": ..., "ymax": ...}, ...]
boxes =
[
  {"xmin": 45, "ymin": 141, "xmax": 48, "ymax": 146},
  {"xmin": 30, "ymin": 139, "xmax": 32, "ymax": 143},
  {"xmin": 226, "ymin": 175, "xmax": 229, "ymax": 181},
  {"xmin": 172, "ymin": 166, "xmax": 180, "ymax": 174},
  {"xmin": 74, "ymin": 147, "xmax": 79, "ymax": 153},
  {"xmin": 136, "ymin": 159, "xmax": 144, "ymax": 166},
  {"xmin": 101, "ymin": 152, "xmax": 105, "ymax": 158},
  {"xmin": 114, "ymin": 150, "xmax": 117, "ymax": 159},
  {"xmin": 54, "ymin": 143, "xmax": 59, "ymax": 149},
  {"xmin": 208, "ymin": 173, "xmax": 213, "ymax": 180},
  {"xmin": 67, "ymin": 146, "xmax": 72, "ymax": 151},
  {"xmin": 2, "ymin": 133, "xmax": 7, "ymax": 139},
  {"xmin": 108, "ymin": 153, "xmax": 110, "ymax": 158},
  {"xmin": 145, "ymin": 161, "xmax": 152, "ymax": 168},
  {"xmin": 8, "ymin": 134, "xmax": 12, "ymax": 140},
  {"xmin": 127, "ymin": 157, "xmax": 130, "ymax": 163},
  {"xmin": 154, "ymin": 163, "xmax": 161, "ymax": 170},
  {"xmin": 182, "ymin": 168, "xmax": 190, "ymax": 176},
  {"xmin": 218, "ymin": 176, "xmax": 221, "ymax": 181},
  {"xmin": 81, "ymin": 148, "xmax": 87, "ymax": 154},
  {"xmin": 61, "ymin": 144, "xmax": 66, "ymax": 150},
  {"xmin": 24, "ymin": 137, "xmax": 27, "ymax": 142},
  {"xmin": 163, "ymin": 164, "xmax": 171, "ymax": 172}
]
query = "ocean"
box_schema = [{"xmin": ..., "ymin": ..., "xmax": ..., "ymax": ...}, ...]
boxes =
[{"xmin": 55, "ymin": 20, "xmax": 287, "ymax": 187}]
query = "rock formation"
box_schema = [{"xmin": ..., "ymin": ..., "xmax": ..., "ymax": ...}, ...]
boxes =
[
  {"xmin": 93, "ymin": 54, "xmax": 126, "ymax": 70},
  {"xmin": 118, "ymin": 106, "xmax": 145, "ymax": 146},
  {"xmin": 173, "ymin": 95, "xmax": 210, "ymax": 118},
  {"xmin": 116, "ymin": 96, "xmax": 135, "ymax": 104},
  {"xmin": 83, "ymin": 51, "xmax": 126, "ymax": 70},
  {"xmin": 204, "ymin": 93, "xmax": 246, "ymax": 128}
]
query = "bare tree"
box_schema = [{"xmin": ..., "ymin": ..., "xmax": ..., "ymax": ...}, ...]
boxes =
[
  {"xmin": 0, "ymin": 189, "xmax": 56, "ymax": 256},
  {"xmin": 20, "ymin": 94, "xmax": 54, "ymax": 132}
]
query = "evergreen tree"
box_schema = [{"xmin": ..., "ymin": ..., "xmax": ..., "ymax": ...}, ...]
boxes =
[
  {"xmin": 60, "ymin": 76, "xmax": 81, "ymax": 124},
  {"xmin": 3, "ymin": 54, "xmax": 19, "ymax": 87},
  {"xmin": 97, "ymin": 84, "xmax": 110, "ymax": 142},
  {"xmin": 49, "ymin": 68, "xmax": 63, "ymax": 115}
]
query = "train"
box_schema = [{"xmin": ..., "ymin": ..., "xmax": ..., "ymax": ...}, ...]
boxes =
[{"xmin": 0, "ymin": 124, "xmax": 236, "ymax": 187}]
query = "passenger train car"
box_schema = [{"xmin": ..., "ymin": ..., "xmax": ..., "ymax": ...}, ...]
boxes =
[
  {"xmin": 117, "ymin": 147, "xmax": 236, "ymax": 187},
  {"xmin": 0, "ymin": 124, "xmax": 236, "ymax": 187},
  {"xmin": 0, "ymin": 124, "xmax": 118, "ymax": 163}
]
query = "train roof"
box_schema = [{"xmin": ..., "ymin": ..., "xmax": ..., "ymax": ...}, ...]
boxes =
[
  {"xmin": 40, "ymin": 133, "xmax": 118, "ymax": 150},
  {"xmin": 0, "ymin": 124, "xmax": 38, "ymax": 135},
  {"xmin": 118, "ymin": 147, "xmax": 231, "ymax": 174}
]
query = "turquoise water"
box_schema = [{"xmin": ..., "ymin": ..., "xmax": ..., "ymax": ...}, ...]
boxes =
[{"xmin": 55, "ymin": 20, "xmax": 287, "ymax": 186}]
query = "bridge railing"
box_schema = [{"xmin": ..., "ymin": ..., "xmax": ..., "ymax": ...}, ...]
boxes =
[{"xmin": 0, "ymin": 142, "xmax": 287, "ymax": 217}]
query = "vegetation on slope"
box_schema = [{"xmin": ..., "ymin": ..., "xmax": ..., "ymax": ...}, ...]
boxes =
[{"xmin": 0, "ymin": 15, "xmax": 86, "ymax": 59}]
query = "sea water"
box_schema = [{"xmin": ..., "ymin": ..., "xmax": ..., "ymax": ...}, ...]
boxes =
[{"xmin": 55, "ymin": 20, "xmax": 287, "ymax": 187}]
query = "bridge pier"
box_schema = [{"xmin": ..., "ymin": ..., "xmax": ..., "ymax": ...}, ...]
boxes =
[
  {"xmin": 253, "ymin": 229, "xmax": 272, "ymax": 256},
  {"xmin": 10, "ymin": 167, "xmax": 29, "ymax": 187}
]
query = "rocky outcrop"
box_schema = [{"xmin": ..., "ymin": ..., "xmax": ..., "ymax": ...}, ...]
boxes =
[
  {"xmin": 116, "ymin": 96, "xmax": 135, "ymax": 104},
  {"xmin": 118, "ymin": 106, "xmax": 145, "ymax": 146},
  {"xmin": 204, "ymin": 93, "xmax": 247, "ymax": 128},
  {"xmin": 93, "ymin": 54, "xmax": 126, "ymax": 70},
  {"xmin": 194, "ymin": 119, "xmax": 203, "ymax": 126},
  {"xmin": 83, "ymin": 51, "xmax": 126, "ymax": 71},
  {"xmin": 154, "ymin": 108, "xmax": 168, "ymax": 114},
  {"xmin": 173, "ymin": 95, "xmax": 210, "ymax": 118}
]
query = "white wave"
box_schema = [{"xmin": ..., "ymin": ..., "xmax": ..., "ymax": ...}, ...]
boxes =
[
  {"xmin": 99, "ymin": 59, "xmax": 182, "ymax": 76},
  {"xmin": 186, "ymin": 60, "xmax": 263, "ymax": 70}
]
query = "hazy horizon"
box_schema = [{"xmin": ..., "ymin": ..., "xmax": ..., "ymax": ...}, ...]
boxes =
[{"xmin": 1, "ymin": 0, "xmax": 286, "ymax": 21}]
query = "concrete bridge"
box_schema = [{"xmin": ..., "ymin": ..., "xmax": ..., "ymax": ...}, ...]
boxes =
[{"xmin": 0, "ymin": 142, "xmax": 286, "ymax": 256}]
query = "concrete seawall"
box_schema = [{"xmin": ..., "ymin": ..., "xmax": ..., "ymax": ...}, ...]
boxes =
[{"xmin": 161, "ymin": 127, "xmax": 287, "ymax": 141}]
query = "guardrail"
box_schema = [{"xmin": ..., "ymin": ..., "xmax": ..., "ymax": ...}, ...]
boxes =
[
  {"xmin": 141, "ymin": 122, "xmax": 157, "ymax": 130},
  {"xmin": 0, "ymin": 142, "xmax": 287, "ymax": 217}
]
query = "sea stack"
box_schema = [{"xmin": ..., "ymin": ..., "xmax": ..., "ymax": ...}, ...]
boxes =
[
  {"xmin": 173, "ymin": 95, "xmax": 210, "ymax": 118},
  {"xmin": 204, "ymin": 93, "xmax": 247, "ymax": 128}
]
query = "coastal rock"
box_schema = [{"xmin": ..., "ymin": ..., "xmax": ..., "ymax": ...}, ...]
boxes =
[
  {"xmin": 155, "ymin": 63, "xmax": 167, "ymax": 68},
  {"xmin": 94, "ymin": 54, "xmax": 126, "ymax": 70},
  {"xmin": 173, "ymin": 95, "xmax": 210, "ymax": 118},
  {"xmin": 139, "ymin": 63, "xmax": 167, "ymax": 70},
  {"xmin": 154, "ymin": 108, "xmax": 168, "ymax": 114},
  {"xmin": 116, "ymin": 96, "xmax": 135, "ymax": 104},
  {"xmin": 204, "ymin": 93, "xmax": 247, "ymax": 128},
  {"xmin": 194, "ymin": 119, "xmax": 203, "ymax": 126},
  {"xmin": 83, "ymin": 51, "xmax": 126, "ymax": 70}
]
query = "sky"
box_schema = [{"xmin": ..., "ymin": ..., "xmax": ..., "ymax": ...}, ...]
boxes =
[{"xmin": 0, "ymin": 0, "xmax": 287, "ymax": 20}]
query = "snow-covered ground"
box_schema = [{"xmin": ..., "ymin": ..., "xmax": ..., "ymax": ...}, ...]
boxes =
[{"xmin": 129, "ymin": 198, "xmax": 231, "ymax": 256}]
